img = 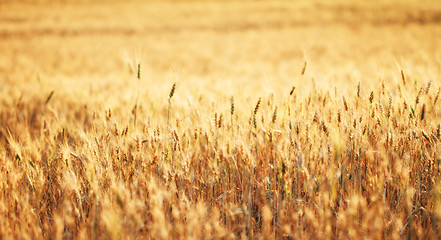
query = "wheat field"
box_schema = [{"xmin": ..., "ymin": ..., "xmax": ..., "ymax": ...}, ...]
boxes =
[{"xmin": 1, "ymin": 0, "xmax": 441, "ymax": 239}]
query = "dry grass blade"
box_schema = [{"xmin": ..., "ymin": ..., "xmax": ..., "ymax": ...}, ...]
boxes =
[{"xmin": 45, "ymin": 91, "xmax": 55, "ymax": 105}]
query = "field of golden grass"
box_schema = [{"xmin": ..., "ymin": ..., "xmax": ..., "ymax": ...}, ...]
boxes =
[{"xmin": 1, "ymin": 0, "xmax": 441, "ymax": 239}]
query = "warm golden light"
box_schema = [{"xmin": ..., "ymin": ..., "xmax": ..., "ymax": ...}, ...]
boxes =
[{"xmin": 1, "ymin": 0, "xmax": 440, "ymax": 239}]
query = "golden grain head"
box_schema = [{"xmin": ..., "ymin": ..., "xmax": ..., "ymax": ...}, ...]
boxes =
[
  {"xmin": 230, "ymin": 96, "xmax": 235, "ymax": 115},
  {"xmin": 369, "ymin": 91, "xmax": 374, "ymax": 104},
  {"xmin": 169, "ymin": 83, "xmax": 176, "ymax": 99}
]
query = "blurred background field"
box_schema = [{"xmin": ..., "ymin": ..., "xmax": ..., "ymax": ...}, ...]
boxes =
[{"xmin": 1, "ymin": 0, "xmax": 441, "ymax": 103}]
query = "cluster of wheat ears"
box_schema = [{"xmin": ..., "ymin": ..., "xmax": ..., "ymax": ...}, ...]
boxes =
[{"xmin": 0, "ymin": 62, "xmax": 440, "ymax": 239}]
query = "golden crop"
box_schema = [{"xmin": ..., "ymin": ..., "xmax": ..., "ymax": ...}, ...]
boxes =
[{"xmin": 1, "ymin": 0, "xmax": 441, "ymax": 239}]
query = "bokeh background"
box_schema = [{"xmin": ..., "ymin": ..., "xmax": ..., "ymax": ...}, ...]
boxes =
[{"xmin": 1, "ymin": 0, "xmax": 441, "ymax": 107}]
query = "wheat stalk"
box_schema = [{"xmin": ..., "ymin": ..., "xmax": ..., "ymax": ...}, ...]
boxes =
[
  {"xmin": 167, "ymin": 82, "xmax": 176, "ymax": 129},
  {"xmin": 231, "ymin": 96, "xmax": 235, "ymax": 136},
  {"xmin": 134, "ymin": 63, "xmax": 141, "ymax": 129}
]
